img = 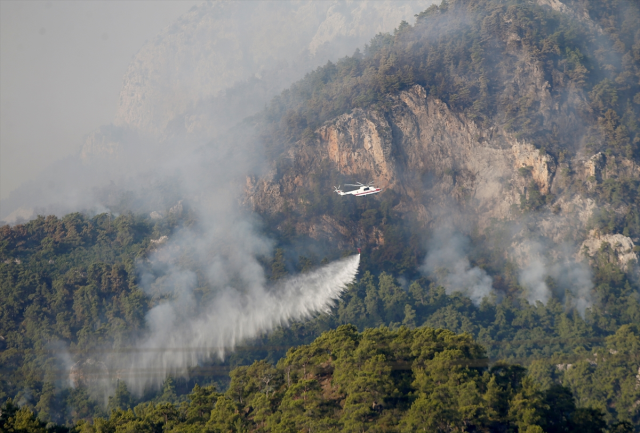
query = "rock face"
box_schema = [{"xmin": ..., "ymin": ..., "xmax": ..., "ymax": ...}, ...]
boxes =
[
  {"xmin": 585, "ymin": 153, "xmax": 606, "ymax": 182},
  {"xmin": 535, "ymin": 0, "xmax": 603, "ymax": 34},
  {"xmin": 245, "ymin": 79, "xmax": 635, "ymax": 253},
  {"xmin": 247, "ymin": 85, "xmax": 558, "ymax": 235},
  {"xmin": 80, "ymin": 125, "xmax": 137, "ymax": 161},
  {"xmin": 582, "ymin": 152, "xmax": 640, "ymax": 183},
  {"xmin": 581, "ymin": 230, "xmax": 638, "ymax": 270},
  {"xmin": 113, "ymin": 0, "xmax": 436, "ymax": 138},
  {"xmin": 240, "ymin": 0, "xmax": 628, "ymax": 250}
]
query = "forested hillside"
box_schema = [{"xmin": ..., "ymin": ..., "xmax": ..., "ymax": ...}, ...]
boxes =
[
  {"xmin": 241, "ymin": 0, "xmax": 640, "ymax": 296},
  {"xmin": 1, "ymin": 212, "xmax": 639, "ymax": 428},
  {"xmin": 258, "ymin": 0, "xmax": 639, "ymax": 161},
  {"xmin": 2, "ymin": 0, "xmax": 640, "ymax": 430},
  {"xmin": 3, "ymin": 325, "xmax": 636, "ymax": 432}
]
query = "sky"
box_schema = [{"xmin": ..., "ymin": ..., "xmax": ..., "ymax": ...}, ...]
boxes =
[{"xmin": 0, "ymin": 0, "xmax": 200, "ymax": 200}]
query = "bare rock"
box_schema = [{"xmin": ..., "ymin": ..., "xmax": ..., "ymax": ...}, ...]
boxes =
[
  {"xmin": 584, "ymin": 152, "xmax": 606, "ymax": 182},
  {"xmin": 581, "ymin": 230, "xmax": 638, "ymax": 269},
  {"xmin": 246, "ymin": 84, "xmax": 559, "ymax": 240}
]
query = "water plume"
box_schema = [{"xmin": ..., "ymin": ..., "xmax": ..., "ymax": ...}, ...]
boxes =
[{"xmin": 111, "ymin": 253, "xmax": 360, "ymax": 395}]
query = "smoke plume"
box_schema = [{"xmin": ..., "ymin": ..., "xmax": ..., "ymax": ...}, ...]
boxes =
[
  {"xmin": 421, "ymin": 228, "xmax": 494, "ymax": 305},
  {"xmin": 515, "ymin": 239, "xmax": 594, "ymax": 316}
]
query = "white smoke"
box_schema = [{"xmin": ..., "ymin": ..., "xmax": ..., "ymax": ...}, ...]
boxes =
[
  {"xmin": 515, "ymin": 240, "xmax": 594, "ymax": 316},
  {"xmin": 421, "ymin": 228, "xmax": 494, "ymax": 305},
  {"xmin": 41, "ymin": 119, "xmax": 361, "ymax": 397},
  {"xmin": 75, "ymin": 106, "xmax": 360, "ymax": 394},
  {"xmin": 519, "ymin": 255, "xmax": 552, "ymax": 305},
  {"xmin": 112, "ymin": 252, "xmax": 359, "ymax": 395},
  {"xmin": 1, "ymin": 0, "xmax": 439, "ymax": 223}
]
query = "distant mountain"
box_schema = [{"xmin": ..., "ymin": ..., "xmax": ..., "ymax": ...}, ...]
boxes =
[
  {"xmin": 0, "ymin": 0, "xmax": 437, "ymax": 222},
  {"xmin": 244, "ymin": 0, "xmax": 640, "ymax": 279},
  {"xmin": 112, "ymin": 0, "xmax": 438, "ymax": 139}
]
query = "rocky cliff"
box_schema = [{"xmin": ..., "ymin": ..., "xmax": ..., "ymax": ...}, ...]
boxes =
[
  {"xmin": 241, "ymin": 0, "xmax": 640, "ymax": 269},
  {"xmin": 247, "ymin": 85, "xmax": 553, "ymax": 231},
  {"xmin": 246, "ymin": 82, "xmax": 638, "ymax": 268}
]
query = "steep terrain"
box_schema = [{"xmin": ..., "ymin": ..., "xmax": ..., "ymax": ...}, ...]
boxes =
[
  {"xmin": 0, "ymin": 0, "xmax": 438, "ymax": 223},
  {"xmin": 1, "ymin": 0, "xmax": 640, "ymax": 429},
  {"xmin": 248, "ymin": 85, "xmax": 557, "ymax": 230},
  {"xmin": 244, "ymin": 0, "xmax": 640, "ymax": 274}
]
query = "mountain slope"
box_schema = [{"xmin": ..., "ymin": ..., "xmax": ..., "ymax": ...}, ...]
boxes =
[
  {"xmin": 4, "ymin": 325, "xmax": 630, "ymax": 432},
  {"xmin": 245, "ymin": 0, "xmax": 640, "ymax": 276},
  {"xmin": 1, "ymin": 0, "xmax": 640, "ymax": 429}
]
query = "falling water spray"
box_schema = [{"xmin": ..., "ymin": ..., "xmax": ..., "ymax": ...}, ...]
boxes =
[{"xmin": 108, "ymin": 253, "xmax": 360, "ymax": 395}]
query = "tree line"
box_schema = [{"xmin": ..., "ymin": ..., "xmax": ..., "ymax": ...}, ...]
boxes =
[{"xmin": 4, "ymin": 325, "xmax": 636, "ymax": 432}]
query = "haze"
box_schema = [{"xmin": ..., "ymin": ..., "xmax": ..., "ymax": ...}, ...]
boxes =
[{"xmin": 0, "ymin": 0, "xmax": 200, "ymax": 201}]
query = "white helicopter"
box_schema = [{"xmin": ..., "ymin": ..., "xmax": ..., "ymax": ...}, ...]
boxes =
[{"xmin": 334, "ymin": 182, "xmax": 382, "ymax": 196}]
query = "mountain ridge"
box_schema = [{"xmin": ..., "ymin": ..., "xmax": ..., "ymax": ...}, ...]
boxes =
[{"xmin": 1, "ymin": 0, "xmax": 640, "ymax": 428}]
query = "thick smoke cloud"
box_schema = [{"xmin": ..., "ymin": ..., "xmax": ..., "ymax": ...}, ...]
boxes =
[
  {"xmin": 46, "ymin": 119, "xmax": 362, "ymax": 397},
  {"xmin": 95, "ymin": 110, "xmax": 359, "ymax": 393},
  {"xmin": 421, "ymin": 228, "xmax": 494, "ymax": 305},
  {"xmin": 421, "ymin": 223, "xmax": 595, "ymax": 316},
  {"xmin": 519, "ymin": 255, "xmax": 551, "ymax": 305}
]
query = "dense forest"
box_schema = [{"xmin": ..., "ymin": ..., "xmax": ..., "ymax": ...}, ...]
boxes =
[
  {"xmin": 1, "ymin": 211, "xmax": 639, "ymax": 428},
  {"xmin": 2, "ymin": 325, "xmax": 637, "ymax": 432},
  {"xmin": 2, "ymin": 0, "xmax": 640, "ymax": 430}
]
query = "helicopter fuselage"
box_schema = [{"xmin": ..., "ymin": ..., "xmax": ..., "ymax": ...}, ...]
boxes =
[{"xmin": 336, "ymin": 186, "xmax": 382, "ymax": 196}]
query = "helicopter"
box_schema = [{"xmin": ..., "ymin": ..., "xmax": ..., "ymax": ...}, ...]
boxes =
[{"xmin": 334, "ymin": 182, "xmax": 382, "ymax": 196}]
